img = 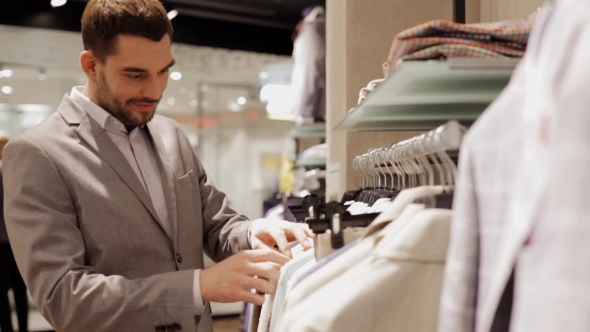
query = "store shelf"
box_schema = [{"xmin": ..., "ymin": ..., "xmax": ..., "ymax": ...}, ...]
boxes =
[
  {"xmin": 291, "ymin": 123, "xmax": 327, "ymax": 138},
  {"xmin": 295, "ymin": 157, "xmax": 327, "ymax": 167},
  {"xmin": 335, "ymin": 58, "xmax": 517, "ymax": 131}
]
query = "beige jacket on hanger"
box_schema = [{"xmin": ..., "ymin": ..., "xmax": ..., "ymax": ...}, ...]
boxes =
[{"xmin": 279, "ymin": 208, "xmax": 452, "ymax": 332}]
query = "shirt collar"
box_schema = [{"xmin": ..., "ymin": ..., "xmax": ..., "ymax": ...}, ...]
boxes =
[{"xmin": 70, "ymin": 86, "xmax": 137, "ymax": 137}]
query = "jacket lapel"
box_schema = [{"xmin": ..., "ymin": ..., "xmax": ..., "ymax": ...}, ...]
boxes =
[
  {"xmin": 481, "ymin": 41, "xmax": 553, "ymax": 331},
  {"xmin": 146, "ymin": 123, "xmax": 179, "ymax": 247},
  {"xmin": 57, "ymin": 95, "xmax": 165, "ymax": 232}
]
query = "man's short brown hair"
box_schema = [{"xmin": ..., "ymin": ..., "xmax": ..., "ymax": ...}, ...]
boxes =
[{"xmin": 81, "ymin": 0, "xmax": 174, "ymax": 62}]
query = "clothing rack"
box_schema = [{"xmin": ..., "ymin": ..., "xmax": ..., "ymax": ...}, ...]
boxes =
[{"xmin": 353, "ymin": 120, "xmax": 466, "ymax": 190}]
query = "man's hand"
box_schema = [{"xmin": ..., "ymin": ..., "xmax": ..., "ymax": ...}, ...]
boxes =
[
  {"xmin": 200, "ymin": 249, "xmax": 289, "ymax": 305},
  {"xmin": 249, "ymin": 219, "xmax": 314, "ymax": 258}
]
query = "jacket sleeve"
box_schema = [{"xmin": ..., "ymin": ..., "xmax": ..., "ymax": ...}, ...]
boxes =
[
  {"xmin": 188, "ymin": 139, "xmax": 252, "ymax": 262},
  {"xmin": 437, "ymin": 138, "xmax": 480, "ymax": 332},
  {"xmin": 3, "ymin": 137, "xmax": 196, "ymax": 332}
]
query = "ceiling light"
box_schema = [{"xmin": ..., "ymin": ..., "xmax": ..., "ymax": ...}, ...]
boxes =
[
  {"xmin": 170, "ymin": 71, "xmax": 182, "ymax": 81},
  {"xmin": 189, "ymin": 99, "xmax": 198, "ymax": 108},
  {"xmin": 1, "ymin": 86, "xmax": 13, "ymax": 95},
  {"xmin": 38, "ymin": 72, "xmax": 47, "ymax": 81},
  {"xmin": 167, "ymin": 97, "xmax": 176, "ymax": 106},
  {"xmin": 229, "ymin": 102, "xmax": 241, "ymax": 113},
  {"xmin": 0, "ymin": 69, "xmax": 13, "ymax": 78},
  {"xmin": 237, "ymin": 97, "xmax": 247, "ymax": 105},
  {"xmin": 259, "ymin": 71, "xmax": 269, "ymax": 80},
  {"xmin": 167, "ymin": 9, "xmax": 179, "ymax": 20},
  {"xmin": 260, "ymin": 84, "xmax": 295, "ymax": 115},
  {"xmin": 51, "ymin": 0, "xmax": 67, "ymax": 8}
]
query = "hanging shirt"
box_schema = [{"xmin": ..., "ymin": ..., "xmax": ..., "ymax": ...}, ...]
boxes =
[{"xmin": 268, "ymin": 249, "xmax": 315, "ymax": 332}]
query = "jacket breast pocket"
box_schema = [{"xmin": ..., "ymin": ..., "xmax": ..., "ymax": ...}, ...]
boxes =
[
  {"xmin": 176, "ymin": 169, "xmax": 196, "ymax": 226},
  {"xmin": 177, "ymin": 169, "xmax": 193, "ymax": 187}
]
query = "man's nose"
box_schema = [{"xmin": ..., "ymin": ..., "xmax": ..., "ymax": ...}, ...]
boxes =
[{"xmin": 141, "ymin": 76, "xmax": 162, "ymax": 101}]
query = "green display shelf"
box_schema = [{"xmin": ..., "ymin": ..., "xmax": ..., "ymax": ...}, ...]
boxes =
[
  {"xmin": 335, "ymin": 58, "xmax": 517, "ymax": 131},
  {"xmin": 295, "ymin": 157, "xmax": 327, "ymax": 167},
  {"xmin": 291, "ymin": 123, "xmax": 327, "ymax": 138}
]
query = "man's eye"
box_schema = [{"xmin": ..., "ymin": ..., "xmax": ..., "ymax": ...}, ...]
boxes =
[{"xmin": 128, "ymin": 74, "xmax": 142, "ymax": 79}]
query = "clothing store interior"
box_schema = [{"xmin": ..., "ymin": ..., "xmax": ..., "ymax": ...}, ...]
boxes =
[{"xmin": 1, "ymin": 0, "xmax": 587, "ymax": 331}]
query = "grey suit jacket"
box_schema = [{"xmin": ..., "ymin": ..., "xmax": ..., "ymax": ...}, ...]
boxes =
[{"xmin": 2, "ymin": 94, "xmax": 252, "ymax": 332}]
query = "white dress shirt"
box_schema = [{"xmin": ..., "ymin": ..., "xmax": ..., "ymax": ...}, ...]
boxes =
[{"xmin": 70, "ymin": 87, "xmax": 204, "ymax": 316}]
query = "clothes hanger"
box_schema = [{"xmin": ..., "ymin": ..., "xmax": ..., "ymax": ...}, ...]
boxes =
[
  {"xmin": 424, "ymin": 130, "xmax": 447, "ymax": 186},
  {"xmin": 367, "ymin": 150, "xmax": 397, "ymax": 206},
  {"xmin": 387, "ymin": 143, "xmax": 404, "ymax": 191},
  {"xmin": 340, "ymin": 157, "xmax": 364, "ymax": 204}
]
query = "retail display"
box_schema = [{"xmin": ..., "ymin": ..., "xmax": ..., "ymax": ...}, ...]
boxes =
[{"xmin": 251, "ymin": 121, "xmax": 464, "ymax": 332}]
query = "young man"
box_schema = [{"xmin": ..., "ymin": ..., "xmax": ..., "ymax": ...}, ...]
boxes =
[{"xmin": 2, "ymin": 1, "xmax": 312, "ymax": 331}]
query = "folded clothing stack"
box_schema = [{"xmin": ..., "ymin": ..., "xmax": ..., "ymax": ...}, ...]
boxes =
[{"xmin": 383, "ymin": 17, "xmax": 535, "ymax": 76}]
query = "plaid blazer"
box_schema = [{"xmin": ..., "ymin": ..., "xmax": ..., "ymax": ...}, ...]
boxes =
[{"xmin": 438, "ymin": 1, "xmax": 590, "ymax": 331}]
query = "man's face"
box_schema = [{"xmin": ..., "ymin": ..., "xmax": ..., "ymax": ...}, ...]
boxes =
[{"xmin": 95, "ymin": 34, "xmax": 174, "ymax": 129}]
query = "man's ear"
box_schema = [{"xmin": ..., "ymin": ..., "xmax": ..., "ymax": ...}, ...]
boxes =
[{"xmin": 80, "ymin": 51, "xmax": 99, "ymax": 82}]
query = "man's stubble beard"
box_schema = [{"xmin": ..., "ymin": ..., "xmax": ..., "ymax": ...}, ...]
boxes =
[{"xmin": 96, "ymin": 74, "xmax": 158, "ymax": 129}]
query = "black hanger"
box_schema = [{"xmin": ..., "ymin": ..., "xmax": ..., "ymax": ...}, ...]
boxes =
[
  {"xmin": 306, "ymin": 202, "xmax": 379, "ymax": 249},
  {"xmin": 288, "ymin": 195, "xmax": 325, "ymax": 222}
]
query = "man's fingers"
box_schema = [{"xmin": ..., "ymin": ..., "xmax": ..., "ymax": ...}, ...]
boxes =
[
  {"xmin": 302, "ymin": 224, "xmax": 315, "ymax": 238},
  {"xmin": 251, "ymin": 237, "xmax": 274, "ymax": 251},
  {"xmin": 287, "ymin": 225, "xmax": 313, "ymax": 250},
  {"xmin": 247, "ymin": 276, "xmax": 277, "ymax": 295},
  {"xmin": 239, "ymin": 290, "xmax": 265, "ymax": 305},
  {"xmin": 246, "ymin": 262, "xmax": 281, "ymax": 283},
  {"xmin": 249, "ymin": 248, "xmax": 290, "ymax": 265},
  {"xmin": 278, "ymin": 221, "xmax": 313, "ymax": 247},
  {"xmin": 268, "ymin": 228, "xmax": 292, "ymax": 258}
]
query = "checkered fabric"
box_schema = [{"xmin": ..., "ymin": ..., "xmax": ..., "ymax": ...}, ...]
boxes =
[
  {"xmin": 401, "ymin": 44, "xmax": 522, "ymax": 62},
  {"xmin": 383, "ymin": 18, "xmax": 535, "ymax": 76}
]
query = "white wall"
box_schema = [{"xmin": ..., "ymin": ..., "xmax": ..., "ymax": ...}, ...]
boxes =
[{"xmin": 198, "ymin": 125, "xmax": 292, "ymax": 221}]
